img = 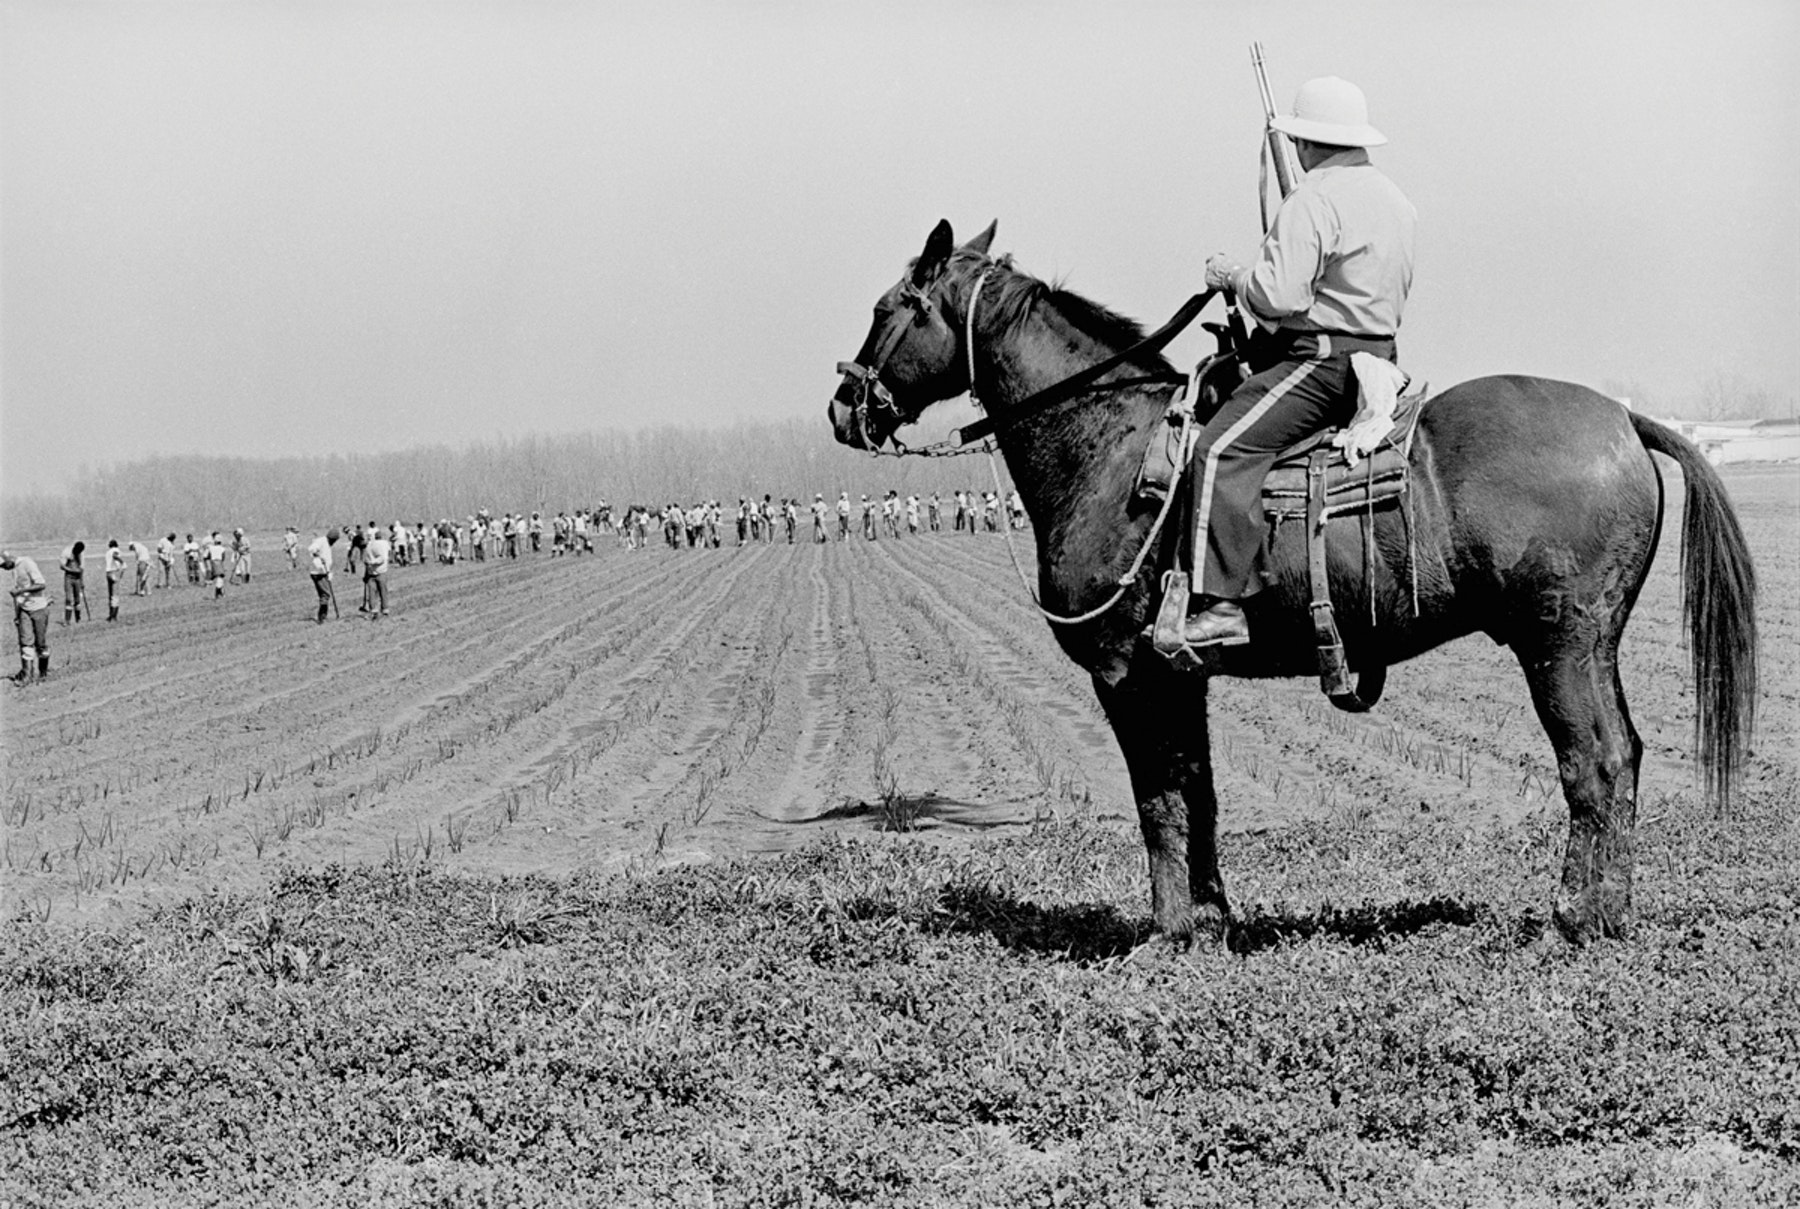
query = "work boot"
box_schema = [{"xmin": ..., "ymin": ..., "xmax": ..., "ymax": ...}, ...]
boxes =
[
  {"xmin": 10, "ymin": 661, "xmax": 29, "ymax": 685},
  {"xmin": 1181, "ymin": 599, "xmax": 1251, "ymax": 648},
  {"xmin": 37, "ymin": 657, "xmax": 48, "ymax": 680}
]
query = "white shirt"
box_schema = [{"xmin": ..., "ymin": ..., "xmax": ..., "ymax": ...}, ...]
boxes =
[
  {"xmin": 10, "ymin": 557, "xmax": 48, "ymax": 612},
  {"xmin": 1231, "ymin": 147, "xmax": 1415, "ymax": 338}
]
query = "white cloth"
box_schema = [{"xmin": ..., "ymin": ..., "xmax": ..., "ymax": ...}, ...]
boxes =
[{"xmin": 1333, "ymin": 353, "xmax": 1411, "ymax": 467}]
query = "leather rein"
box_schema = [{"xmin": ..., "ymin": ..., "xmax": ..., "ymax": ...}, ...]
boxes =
[
  {"xmin": 837, "ymin": 260, "xmax": 1246, "ymax": 626},
  {"xmin": 836, "ymin": 260, "xmax": 1221, "ymax": 457}
]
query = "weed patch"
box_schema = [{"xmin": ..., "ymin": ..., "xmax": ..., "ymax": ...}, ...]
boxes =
[{"xmin": 3, "ymin": 803, "xmax": 1797, "ymax": 1206}]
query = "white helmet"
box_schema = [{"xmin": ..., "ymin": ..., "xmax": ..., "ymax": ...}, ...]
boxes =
[{"xmin": 1270, "ymin": 76, "xmax": 1386, "ymax": 148}]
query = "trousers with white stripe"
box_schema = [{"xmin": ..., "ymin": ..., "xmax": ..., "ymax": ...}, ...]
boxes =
[{"xmin": 1190, "ymin": 331, "xmax": 1396, "ymax": 600}]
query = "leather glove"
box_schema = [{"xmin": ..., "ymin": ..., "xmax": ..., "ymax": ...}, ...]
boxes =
[{"xmin": 1204, "ymin": 254, "xmax": 1244, "ymax": 292}]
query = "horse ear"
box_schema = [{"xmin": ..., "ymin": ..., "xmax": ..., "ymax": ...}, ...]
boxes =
[
  {"xmin": 961, "ymin": 220, "xmax": 998, "ymax": 256},
  {"xmin": 911, "ymin": 219, "xmax": 955, "ymax": 287}
]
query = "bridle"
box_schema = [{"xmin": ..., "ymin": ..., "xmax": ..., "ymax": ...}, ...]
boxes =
[
  {"xmin": 838, "ymin": 256, "xmax": 1226, "ymax": 460},
  {"xmin": 833, "ymin": 249, "xmax": 1244, "ymax": 626},
  {"xmin": 834, "ymin": 276, "xmax": 943, "ymax": 455}
]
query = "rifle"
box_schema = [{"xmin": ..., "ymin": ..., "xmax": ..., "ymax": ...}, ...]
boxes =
[{"xmin": 1251, "ymin": 42, "xmax": 1302, "ymax": 229}]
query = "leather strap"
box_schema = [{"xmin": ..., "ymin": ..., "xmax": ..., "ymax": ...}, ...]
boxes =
[
  {"xmin": 1308, "ymin": 447, "xmax": 1386, "ymax": 713},
  {"xmin": 954, "ymin": 290, "xmax": 1215, "ymax": 446}
]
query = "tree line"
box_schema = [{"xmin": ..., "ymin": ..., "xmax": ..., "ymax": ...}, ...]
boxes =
[{"xmin": 2, "ymin": 420, "xmax": 1020, "ymax": 542}]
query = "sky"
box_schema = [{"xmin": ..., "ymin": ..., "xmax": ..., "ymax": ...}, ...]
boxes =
[{"xmin": 2, "ymin": 0, "xmax": 1796, "ymax": 496}]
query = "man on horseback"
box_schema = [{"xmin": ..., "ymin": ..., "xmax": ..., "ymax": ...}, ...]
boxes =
[{"xmin": 1184, "ymin": 76, "xmax": 1415, "ymax": 647}]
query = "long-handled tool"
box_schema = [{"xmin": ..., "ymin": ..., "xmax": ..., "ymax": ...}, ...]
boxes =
[{"xmin": 327, "ymin": 577, "xmax": 340, "ymax": 620}]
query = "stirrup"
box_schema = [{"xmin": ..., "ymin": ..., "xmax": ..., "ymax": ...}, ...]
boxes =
[{"xmin": 1148, "ymin": 571, "xmax": 1209, "ymax": 674}]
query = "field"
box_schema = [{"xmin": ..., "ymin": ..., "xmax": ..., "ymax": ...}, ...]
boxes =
[{"xmin": 2, "ymin": 464, "xmax": 1797, "ymax": 1205}]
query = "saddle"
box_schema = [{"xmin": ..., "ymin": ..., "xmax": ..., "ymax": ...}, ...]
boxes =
[
  {"xmin": 1260, "ymin": 389, "xmax": 1424, "ymax": 522},
  {"xmin": 1138, "ymin": 356, "xmax": 1429, "ymax": 712}
]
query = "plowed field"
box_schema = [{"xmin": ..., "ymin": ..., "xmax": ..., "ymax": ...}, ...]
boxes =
[{"xmin": 4, "ymin": 464, "xmax": 1795, "ymax": 925}]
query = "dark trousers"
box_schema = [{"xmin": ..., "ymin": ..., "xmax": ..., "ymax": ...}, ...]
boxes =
[
  {"xmin": 1191, "ymin": 331, "xmax": 1395, "ymax": 599},
  {"xmin": 312, "ymin": 574, "xmax": 333, "ymax": 621},
  {"xmin": 15, "ymin": 607, "xmax": 49, "ymax": 659}
]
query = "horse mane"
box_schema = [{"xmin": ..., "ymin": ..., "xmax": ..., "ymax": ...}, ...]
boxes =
[{"xmin": 948, "ymin": 251, "xmax": 1173, "ymax": 373}]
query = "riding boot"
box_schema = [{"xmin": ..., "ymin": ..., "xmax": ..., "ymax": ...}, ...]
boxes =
[{"xmin": 1182, "ymin": 598, "xmax": 1250, "ymax": 647}]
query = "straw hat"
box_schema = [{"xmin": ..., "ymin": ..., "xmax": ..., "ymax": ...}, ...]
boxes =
[{"xmin": 1270, "ymin": 77, "xmax": 1387, "ymax": 148}]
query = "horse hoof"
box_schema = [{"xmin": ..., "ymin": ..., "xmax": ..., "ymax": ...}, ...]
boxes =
[
  {"xmin": 1552, "ymin": 896, "xmax": 1628, "ymax": 945},
  {"xmin": 1159, "ymin": 903, "xmax": 1230, "ymax": 951}
]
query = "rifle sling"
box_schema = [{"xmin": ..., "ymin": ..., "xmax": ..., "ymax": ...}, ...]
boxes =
[{"xmin": 955, "ymin": 289, "xmax": 1215, "ymax": 446}]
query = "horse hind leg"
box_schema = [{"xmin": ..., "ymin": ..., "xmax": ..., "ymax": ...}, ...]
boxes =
[{"xmin": 1519, "ymin": 629, "xmax": 1644, "ymax": 942}]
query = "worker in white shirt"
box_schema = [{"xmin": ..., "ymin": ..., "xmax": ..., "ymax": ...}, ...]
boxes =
[{"xmin": 308, "ymin": 528, "xmax": 339, "ymax": 624}]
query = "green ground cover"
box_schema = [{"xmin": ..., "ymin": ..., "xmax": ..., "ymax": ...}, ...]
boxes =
[{"xmin": 4, "ymin": 794, "xmax": 1796, "ymax": 1207}]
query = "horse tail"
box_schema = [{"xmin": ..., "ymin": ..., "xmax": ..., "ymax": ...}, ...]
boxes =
[{"xmin": 1630, "ymin": 412, "xmax": 1758, "ymax": 810}]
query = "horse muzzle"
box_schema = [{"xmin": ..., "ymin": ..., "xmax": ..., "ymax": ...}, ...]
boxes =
[{"xmin": 830, "ymin": 362, "xmax": 895, "ymax": 451}]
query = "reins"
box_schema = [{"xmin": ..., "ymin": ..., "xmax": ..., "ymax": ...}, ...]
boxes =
[
  {"xmin": 988, "ymin": 361, "xmax": 1200, "ymax": 626},
  {"xmin": 955, "ymin": 286, "xmax": 1215, "ymax": 446},
  {"xmin": 841, "ymin": 257, "xmax": 1223, "ymax": 627},
  {"xmin": 957, "ymin": 266, "xmax": 1200, "ymax": 627}
]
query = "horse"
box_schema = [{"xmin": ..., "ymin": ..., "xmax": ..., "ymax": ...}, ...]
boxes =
[{"xmin": 829, "ymin": 219, "xmax": 1758, "ymax": 945}]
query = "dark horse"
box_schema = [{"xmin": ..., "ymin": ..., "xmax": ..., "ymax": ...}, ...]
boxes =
[{"xmin": 830, "ymin": 220, "xmax": 1757, "ymax": 944}]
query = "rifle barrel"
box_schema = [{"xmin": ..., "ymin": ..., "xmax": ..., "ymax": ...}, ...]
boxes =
[{"xmin": 1250, "ymin": 42, "xmax": 1302, "ymax": 201}]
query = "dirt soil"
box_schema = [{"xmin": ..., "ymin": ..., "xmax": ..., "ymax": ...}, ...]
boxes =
[{"xmin": 3, "ymin": 464, "xmax": 1794, "ymax": 926}]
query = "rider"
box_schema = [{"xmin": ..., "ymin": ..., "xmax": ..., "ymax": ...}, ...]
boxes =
[{"xmin": 1184, "ymin": 76, "xmax": 1415, "ymax": 647}]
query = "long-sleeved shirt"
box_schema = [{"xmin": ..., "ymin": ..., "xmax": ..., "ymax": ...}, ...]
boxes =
[
  {"xmin": 10, "ymin": 557, "xmax": 48, "ymax": 611},
  {"xmin": 1230, "ymin": 147, "xmax": 1415, "ymax": 338},
  {"xmin": 308, "ymin": 535, "xmax": 333, "ymax": 576}
]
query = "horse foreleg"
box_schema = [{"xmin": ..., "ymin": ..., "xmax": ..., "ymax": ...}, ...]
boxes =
[
  {"xmin": 1519, "ymin": 637, "xmax": 1644, "ymax": 942},
  {"xmin": 1094, "ymin": 672, "xmax": 1229, "ymax": 944}
]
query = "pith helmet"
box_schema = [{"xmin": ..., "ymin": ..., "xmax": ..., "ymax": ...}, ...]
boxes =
[{"xmin": 1270, "ymin": 76, "xmax": 1386, "ymax": 148}]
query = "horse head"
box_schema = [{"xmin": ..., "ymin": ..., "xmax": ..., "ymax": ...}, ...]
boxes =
[{"xmin": 830, "ymin": 219, "xmax": 997, "ymax": 451}]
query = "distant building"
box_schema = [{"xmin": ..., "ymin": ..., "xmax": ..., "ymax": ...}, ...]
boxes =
[{"xmin": 1649, "ymin": 416, "xmax": 1800, "ymax": 465}]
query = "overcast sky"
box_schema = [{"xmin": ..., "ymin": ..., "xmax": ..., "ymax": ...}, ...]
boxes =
[{"xmin": 3, "ymin": 1, "xmax": 1795, "ymax": 495}]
